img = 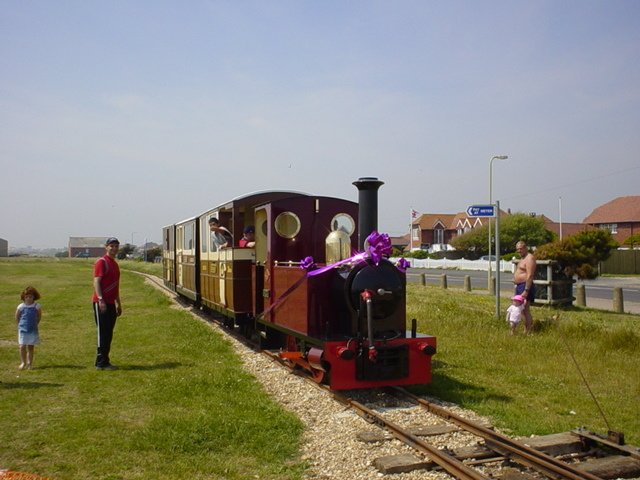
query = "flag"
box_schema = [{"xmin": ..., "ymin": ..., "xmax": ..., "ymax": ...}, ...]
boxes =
[{"xmin": 411, "ymin": 209, "xmax": 419, "ymax": 219}]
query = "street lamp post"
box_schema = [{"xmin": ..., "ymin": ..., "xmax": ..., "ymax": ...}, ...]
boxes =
[{"xmin": 488, "ymin": 155, "xmax": 508, "ymax": 290}]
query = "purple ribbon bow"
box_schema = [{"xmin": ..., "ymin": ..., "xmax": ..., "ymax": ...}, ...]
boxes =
[
  {"xmin": 300, "ymin": 256, "xmax": 316, "ymax": 271},
  {"xmin": 396, "ymin": 257, "xmax": 410, "ymax": 273},
  {"xmin": 365, "ymin": 231, "xmax": 392, "ymax": 265}
]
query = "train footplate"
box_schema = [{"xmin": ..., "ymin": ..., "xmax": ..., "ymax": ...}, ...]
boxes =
[{"xmin": 356, "ymin": 345, "xmax": 409, "ymax": 381}]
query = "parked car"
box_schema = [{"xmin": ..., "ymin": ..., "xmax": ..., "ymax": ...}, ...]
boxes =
[
  {"xmin": 75, "ymin": 252, "xmax": 91, "ymax": 258},
  {"xmin": 480, "ymin": 255, "xmax": 497, "ymax": 261}
]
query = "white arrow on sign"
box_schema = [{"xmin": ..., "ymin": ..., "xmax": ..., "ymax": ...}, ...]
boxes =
[{"xmin": 466, "ymin": 205, "xmax": 496, "ymax": 217}]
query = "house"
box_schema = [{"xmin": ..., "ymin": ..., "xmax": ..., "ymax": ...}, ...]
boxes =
[
  {"xmin": 68, "ymin": 237, "xmax": 108, "ymax": 258},
  {"xmin": 542, "ymin": 218, "xmax": 594, "ymax": 239},
  {"xmin": 410, "ymin": 211, "xmax": 502, "ymax": 251},
  {"xmin": 410, "ymin": 213, "xmax": 457, "ymax": 251},
  {"xmin": 582, "ymin": 196, "xmax": 640, "ymax": 245},
  {"xmin": 390, "ymin": 234, "xmax": 410, "ymax": 252},
  {"xmin": 0, "ymin": 238, "xmax": 7, "ymax": 257}
]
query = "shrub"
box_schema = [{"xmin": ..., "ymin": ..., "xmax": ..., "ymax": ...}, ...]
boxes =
[
  {"xmin": 535, "ymin": 229, "xmax": 618, "ymax": 279},
  {"xmin": 623, "ymin": 234, "xmax": 640, "ymax": 247}
]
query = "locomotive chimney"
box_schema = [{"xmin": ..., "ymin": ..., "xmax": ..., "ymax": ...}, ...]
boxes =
[{"xmin": 353, "ymin": 177, "xmax": 384, "ymax": 250}]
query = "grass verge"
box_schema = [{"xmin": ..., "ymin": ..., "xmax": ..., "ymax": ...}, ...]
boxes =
[
  {"xmin": 1, "ymin": 258, "xmax": 305, "ymax": 480},
  {"xmin": 408, "ymin": 284, "xmax": 640, "ymax": 444}
]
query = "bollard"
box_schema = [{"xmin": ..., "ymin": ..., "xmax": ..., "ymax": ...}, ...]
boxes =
[
  {"xmin": 464, "ymin": 275, "xmax": 471, "ymax": 292},
  {"xmin": 440, "ymin": 274, "xmax": 448, "ymax": 289},
  {"xmin": 489, "ymin": 276, "xmax": 496, "ymax": 296},
  {"xmin": 420, "ymin": 273, "xmax": 426, "ymax": 286},
  {"xmin": 613, "ymin": 287, "xmax": 624, "ymax": 313},
  {"xmin": 575, "ymin": 284, "xmax": 586, "ymax": 307}
]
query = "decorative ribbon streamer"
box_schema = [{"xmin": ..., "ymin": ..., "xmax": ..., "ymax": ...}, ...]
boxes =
[{"xmin": 258, "ymin": 231, "xmax": 400, "ymax": 322}]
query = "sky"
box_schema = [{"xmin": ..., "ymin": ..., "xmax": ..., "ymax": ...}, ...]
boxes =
[{"xmin": 1, "ymin": 1, "xmax": 639, "ymax": 249}]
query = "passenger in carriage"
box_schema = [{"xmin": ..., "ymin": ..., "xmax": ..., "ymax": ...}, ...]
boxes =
[
  {"xmin": 238, "ymin": 225, "xmax": 255, "ymax": 248},
  {"xmin": 209, "ymin": 217, "xmax": 233, "ymax": 249}
]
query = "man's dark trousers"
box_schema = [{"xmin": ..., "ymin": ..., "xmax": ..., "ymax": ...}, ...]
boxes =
[{"xmin": 93, "ymin": 302, "xmax": 117, "ymax": 367}]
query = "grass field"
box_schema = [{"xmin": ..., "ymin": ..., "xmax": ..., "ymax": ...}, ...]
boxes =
[
  {"xmin": 1, "ymin": 258, "xmax": 305, "ymax": 479},
  {"xmin": 408, "ymin": 284, "xmax": 640, "ymax": 445},
  {"xmin": 1, "ymin": 258, "xmax": 639, "ymax": 479}
]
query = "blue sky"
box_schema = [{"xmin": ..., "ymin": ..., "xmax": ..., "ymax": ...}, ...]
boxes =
[{"xmin": 1, "ymin": 1, "xmax": 639, "ymax": 248}]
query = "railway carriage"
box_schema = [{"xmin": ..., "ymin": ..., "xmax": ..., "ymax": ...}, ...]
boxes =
[{"xmin": 162, "ymin": 177, "xmax": 436, "ymax": 390}]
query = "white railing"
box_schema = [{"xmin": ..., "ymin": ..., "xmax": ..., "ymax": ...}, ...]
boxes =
[{"xmin": 389, "ymin": 257, "xmax": 514, "ymax": 272}]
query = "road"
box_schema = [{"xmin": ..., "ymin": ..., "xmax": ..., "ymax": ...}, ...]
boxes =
[{"xmin": 406, "ymin": 268, "xmax": 640, "ymax": 307}]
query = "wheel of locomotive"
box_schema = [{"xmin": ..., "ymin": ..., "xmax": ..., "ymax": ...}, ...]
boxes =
[
  {"xmin": 310, "ymin": 366, "xmax": 326, "ymax": 384},
  {"xmin": 283, "ymin": 335, "xmax": 326, "ymax": 384},
  {"xmin": 283, "ymin": 335, "xmax": 301, "ymax": 368}
]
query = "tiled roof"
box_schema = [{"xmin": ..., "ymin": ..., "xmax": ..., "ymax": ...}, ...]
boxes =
[
  {"xmin": 390, "ymin": 233, "xmax": 410, "ymax": 246},
  {"xmin": 582, "ymin": 196, "xmax": 640, "ymax": 223},
  {"xmin": 543, "ymin": 221, "xmax": 594, "ymax": 237},
  {"xmin": 413, "ymin": 213, "xmax": 457, "ymax": 230}
]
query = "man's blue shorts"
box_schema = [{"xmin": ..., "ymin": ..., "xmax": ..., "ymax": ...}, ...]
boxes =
[{"xmin": 515, "ymin": 282, "xmax": 535, "ymax": 303}]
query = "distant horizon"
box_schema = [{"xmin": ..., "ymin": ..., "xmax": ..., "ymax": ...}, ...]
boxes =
[{"xmin": 3, "ymin": 198, "xmax": 619, "ymax": 251}]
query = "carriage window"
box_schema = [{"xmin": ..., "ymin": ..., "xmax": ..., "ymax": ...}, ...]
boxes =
[
  {"xmin": 275, "ymin": 212, "xmax": 301, "ymax": 239},
  {"xmin": 184, "ymin": 223, "xmax": 194, "ymax": 250},
  {"xmin": 331, "ymin": 213, "xmax": 355, "ymax": 235}
]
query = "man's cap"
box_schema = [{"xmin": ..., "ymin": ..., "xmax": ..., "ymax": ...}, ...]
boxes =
[
  {"xmin": 105, "ymin": 237, "xmax": 120, "ymax": 245},
  {"xmin": 244, "ymin": 225, "xmax": 255, "ymax": 234},
  {"xmin": 512, "ymin": 294, "xmax": 525, "ymax": 302}
]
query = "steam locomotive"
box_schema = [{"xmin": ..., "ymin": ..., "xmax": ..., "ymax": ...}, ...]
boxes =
[{"xmin": 161, "ymin": 177, "xmax": 436, "ymax": 390}]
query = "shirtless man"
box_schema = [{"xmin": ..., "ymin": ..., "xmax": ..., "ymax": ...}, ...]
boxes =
[{"xmin": 513, "ymin": 240, "xmax": 536, "ymax": 334}]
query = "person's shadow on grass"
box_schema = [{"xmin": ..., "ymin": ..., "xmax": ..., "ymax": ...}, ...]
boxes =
[
  {"xmin": 1, "ymin": 381, "xmax": 64, "ymax": 389},
  {"xmin": 118, "ymin": 362, "xmax": 185, "ymax": 371}
]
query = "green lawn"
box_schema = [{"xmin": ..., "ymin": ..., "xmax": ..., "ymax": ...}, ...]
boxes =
[
  {"xmin": 1, "ymin": 258, "xmax": 305, "ymax": 480},
  {"xmin": 408, "ymin": 284, "xmax": 640, "ymax": 444},
  {"xmin": 2, "ymin": 258, "xmax": 638, "ymax": 480}
]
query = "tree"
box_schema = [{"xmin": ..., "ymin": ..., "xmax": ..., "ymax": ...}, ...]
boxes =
[
  {"xmin": 449, "ymin": 224, "xmax": 488, "ymax": 256},
  {"xmin": 499, "ymin": 213, "xmax": 555, "ymax": 253},
  {"xmin": 144, "ymin": 246, "xmax": 162, "ymax": 262},
  {"xmin": 117, "ymin": 243, "xmax": 135, "ymax": 260},
  {"xmin": 623, "ymin": 234, "xmax": 640, "ymax": 247},
  {"xmin": 450, "ymin": 213, "xmax": 554, "ymax": 258},
  {"xmin": 535, "ymin": 229, "xmax": 618, "ymax": 279}
]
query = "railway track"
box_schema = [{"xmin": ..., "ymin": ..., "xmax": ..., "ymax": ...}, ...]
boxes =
[
  {"xmin": 259, "ymin": 346, "xmax": 640, "ymax": 480},
  {"xmin": 141, "ymin": 272, "xmax": 640, "ymax": 480}
]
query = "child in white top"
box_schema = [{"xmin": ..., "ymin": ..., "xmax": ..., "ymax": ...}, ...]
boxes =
[
  {"xmin": 15, "ymin": 286, "xmax": 43, "ymax": 370},
  {"xmin": 506, "ymin": 294, "xmax": 525, "ymax": 335}
]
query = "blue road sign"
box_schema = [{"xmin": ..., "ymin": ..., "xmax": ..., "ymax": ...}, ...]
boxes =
[{"xmin": 467, "ymin": 205, "xmax": 496, "ymax": 217}]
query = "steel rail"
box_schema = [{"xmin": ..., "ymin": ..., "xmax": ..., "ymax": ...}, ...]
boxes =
[
  {"xmin": 255, "ymin": 355, "xmax": 489, "ymax": 480},
  {"xmin": 395, "ymin": 387, "xmax": 604, "ymax": 480},
  {"xmin": 333, "ymin": 393, "xmax": 490, "ymax": 480}
]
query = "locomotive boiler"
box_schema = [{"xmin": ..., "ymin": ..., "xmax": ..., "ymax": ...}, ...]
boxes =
[{"xmin": 162, "ymin": 177, "xmax": 436, "ymax": 390}]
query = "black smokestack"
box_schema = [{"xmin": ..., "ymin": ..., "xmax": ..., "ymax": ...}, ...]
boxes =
[{"xmin": 353, "ymin": 177, "xmax": 384, "ymax": 250}]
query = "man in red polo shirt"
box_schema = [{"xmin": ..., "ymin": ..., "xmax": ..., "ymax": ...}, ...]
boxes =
[{"xmin": 92, "ymin": 237, "xmax": 122, "ymax": 370}]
